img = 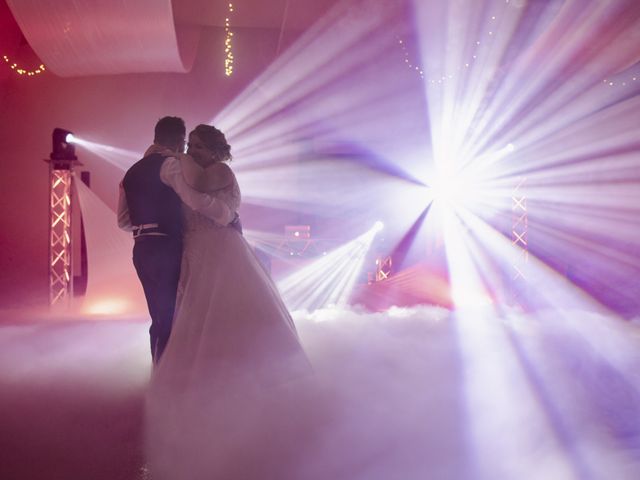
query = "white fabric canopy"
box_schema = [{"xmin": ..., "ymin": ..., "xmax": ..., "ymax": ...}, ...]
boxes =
[{"xmin": 6, "ymin": 0, "xmax": 199, "ymax": 76}]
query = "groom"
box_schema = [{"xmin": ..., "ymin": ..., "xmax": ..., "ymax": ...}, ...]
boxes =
[{"xmin": 118, "ymin": 116, "xmax": 237, "ymax": 364}]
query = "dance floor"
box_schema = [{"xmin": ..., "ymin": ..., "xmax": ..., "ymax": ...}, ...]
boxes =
[{"xmin": 1, "ymin": 305, "xmax": 639, "ymax": 480}]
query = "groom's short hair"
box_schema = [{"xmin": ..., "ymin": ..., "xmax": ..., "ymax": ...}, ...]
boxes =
[{"xmin": 154, "ymin": 116, "xmax": 186, "ymax": 148}]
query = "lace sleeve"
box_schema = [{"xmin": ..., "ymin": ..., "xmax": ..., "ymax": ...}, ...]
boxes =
[{"xmin": 160, "ymin": 156, "xmax": 234, "ymax": 226}]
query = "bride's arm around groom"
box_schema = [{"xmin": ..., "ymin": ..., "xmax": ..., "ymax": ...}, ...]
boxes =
[{"xmin": 158, "ymin": 154, "xmax": 236, "ymax": 226}]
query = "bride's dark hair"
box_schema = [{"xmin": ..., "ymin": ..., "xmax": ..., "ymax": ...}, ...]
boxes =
[{"xmin": 193, "ymin": 124, "xmax": 232, "ymax": 161}]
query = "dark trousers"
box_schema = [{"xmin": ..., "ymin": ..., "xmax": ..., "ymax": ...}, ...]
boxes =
[{"xmin": 132, "ymin": 236, "xmax": 182, "ymax": 364}]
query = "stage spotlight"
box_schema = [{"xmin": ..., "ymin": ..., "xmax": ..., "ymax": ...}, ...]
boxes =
[
  {"xmin": 433, "ymin": 173, "xmax": 466, "ymax": 203},
  {"xmin": 430, "ymin": 167, "xmax": 481, "ymax": 207},
  {"xmin": 506, "ymin": 143, "xmax": 515, "ymax": 153},
  {"xmin": 373, "ymin": 221, "xmax": 384, "ymax": 232},
  {"xmin": 65, "ymin": 133, "xmax": 76, "ymax": 144},
  {"xmin": 51, "ymin": 128, "xmax": 77, "ymax": 160}
]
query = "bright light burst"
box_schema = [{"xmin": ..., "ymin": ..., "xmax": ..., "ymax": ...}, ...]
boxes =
[
  {"xmin": 412, "ymin": 0, "xmax": 640, "ymax": 314},
  {"xmin": 277, "ymin": 222, "xmax": 383, "ymax": 311},
  {"xmin": 429, "ymin": 168, "xmax": 477, "ymax": 207},
  {"xmin": 71, "ymin": 136, "xmax": 140, "ymax": 171}
]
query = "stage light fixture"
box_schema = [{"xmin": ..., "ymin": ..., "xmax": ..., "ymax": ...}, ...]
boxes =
[
  {"xmin": 373, "ymin": 221, "xmax": 384, "ymax": 232},
  {"xmin": 51, "ymin": 128, "xmax": 77, "ymax": 161}
]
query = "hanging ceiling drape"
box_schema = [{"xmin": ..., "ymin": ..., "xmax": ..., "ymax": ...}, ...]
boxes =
[{"xmin": 5, "ymin": 0, "xmax": 199, "ymax": 76}]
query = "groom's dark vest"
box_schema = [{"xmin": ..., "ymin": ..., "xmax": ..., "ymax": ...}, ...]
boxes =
[{"xmin": 122, "ymin": 153, "xmax": 183, "ymax": 237}]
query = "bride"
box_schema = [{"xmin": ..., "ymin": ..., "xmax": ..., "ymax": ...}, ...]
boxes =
[{"xmin": 145, "ymin": 125, "xmax": 312, "ymax": 480}]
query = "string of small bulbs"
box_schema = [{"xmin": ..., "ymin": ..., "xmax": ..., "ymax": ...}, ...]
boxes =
[
  {"xmin": 397, "ymin": 13, "xmax": 501, "ymax": 85},
  {"xmin": 2, "ymin": 54, "xmax": 45, "ymax": 77},
  {"xmin": 225, "ymin": 3, "xmax": 234, "ymax": 76}
]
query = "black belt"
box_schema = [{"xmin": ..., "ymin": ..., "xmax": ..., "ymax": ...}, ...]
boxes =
[{"xmin": 132, "ymin": 223, "xmax": 168, "ymax": 239}]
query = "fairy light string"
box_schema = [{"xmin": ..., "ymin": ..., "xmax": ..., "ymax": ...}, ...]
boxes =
[
  {"xmin": 398, "ymin": 5, "xmax": 508, "ymax": 84},
  {"xmin": 399, "ymin": 0, "xmax": 638, "ymax": 92},
  {"xmin": 225, "ymin": 3, "xmax": 234, "ymax": 76},
  {"xmin": 3, "ymin": 54, "xmax": 45, "ymax": 77}
]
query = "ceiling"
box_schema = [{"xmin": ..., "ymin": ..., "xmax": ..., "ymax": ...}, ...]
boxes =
[{"xmin": 172, "ymin": 0, "xmax": 341, "ymax": 30}]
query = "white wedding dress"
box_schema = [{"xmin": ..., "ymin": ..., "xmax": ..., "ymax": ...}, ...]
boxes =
[{"xmin": 145, "ymin": 156, "xmax": 313, "ymax": 480}]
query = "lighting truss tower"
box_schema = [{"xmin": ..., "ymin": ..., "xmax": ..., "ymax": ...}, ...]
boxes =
[
  {"xmin": 510, "ymin": 176, "xmax": 528, "ymax": 306},
  {"xmin": 48, "ymin": 163, "xmax": 74, "ymax": 305},
  {"xmin": 47, "ymin": 128, "xmax": 79, "ymax": 307},
  {"xmin": 279, "ymin": 225, "xmax": 318, "ymax": 257},
  {"xmin": 375, "ymin": 255, "xmax": 393, "ymax": 282}
]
